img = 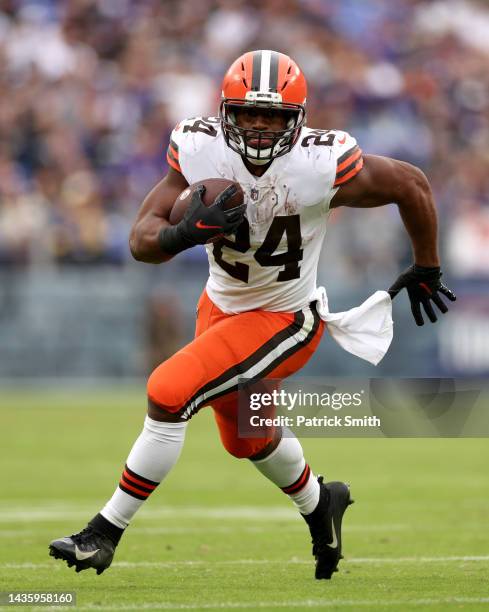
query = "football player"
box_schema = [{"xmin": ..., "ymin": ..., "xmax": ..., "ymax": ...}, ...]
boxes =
[{"xmin": 49, "ymin": 50, "xmax": 456, "ymax": 579}]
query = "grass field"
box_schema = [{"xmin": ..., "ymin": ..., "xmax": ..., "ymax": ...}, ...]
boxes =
[{"xmin": 1, "ymin": 388, "xmax": 488, "ymax": 611}]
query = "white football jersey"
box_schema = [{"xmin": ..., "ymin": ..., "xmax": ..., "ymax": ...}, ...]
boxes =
[{"xmin": 167, "ymin": 117, "xmax": 363, "ymax": 313}]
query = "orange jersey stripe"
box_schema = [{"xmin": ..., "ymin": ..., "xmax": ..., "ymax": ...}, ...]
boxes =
[
  {"xmin": 334, "ymin": 158, "xmax": 364, "ymax": 187},
  {"xmin": 336, "ymin": 147, "xmax": 362, "ymax": 174},
  {"xmin": 122, "ymin": 470, "xmax": 157, "ymax": 490},
  {"xmin": 119, "ymin": 479, "xmax": 151, "ymax": 498},
  {"xmin": 166, "ymin": 152, "xmax": 181, "ymax": 173},
  {"xmin": 169, "ymin": 144, "xmax": 179, "ymax": 160}
]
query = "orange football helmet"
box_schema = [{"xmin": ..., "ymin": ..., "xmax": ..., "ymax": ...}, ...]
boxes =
[{"xmin": 219, "ymin": 50, "xmax": 307, "ymax": 164}]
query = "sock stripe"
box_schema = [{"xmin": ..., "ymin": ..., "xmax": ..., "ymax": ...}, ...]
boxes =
[
  {"xmin": 122, "ymin": 469, "xmax": 158, "ymax": 492},
  {"xmin": 124, "ymin": 464, "xmax": 159, "ymax": 487},
  {"xmin": 118, "ymin": 465, "xmax": 160, "ymax": 500},
  {"xmin": 118, "ymin": 480, "xmax": 152, "ymax": 500},
  {"xmin": 281, "ymin": 464, "xmax": 311, "ymax": 495}
]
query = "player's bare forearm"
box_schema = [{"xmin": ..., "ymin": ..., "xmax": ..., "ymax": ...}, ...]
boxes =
[
  {"xmin": 330, "ymin": 154, "xmax": 439, "ymax": 267},
  {"xmin": 130, "ymin": 213, "xmax": 173, "ymax": 264},
  {"xmin": 129, "ymin": 168, "xmax": 189, "ymax": 264}
]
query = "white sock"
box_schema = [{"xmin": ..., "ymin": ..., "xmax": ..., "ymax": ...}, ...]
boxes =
[
  {"xmin": 251, "ymin": 433, "xmax": 320, "ymax": 515},
  {"xmin": 101, "ymin": 416, "xmax": 187, "ymax": 528}
]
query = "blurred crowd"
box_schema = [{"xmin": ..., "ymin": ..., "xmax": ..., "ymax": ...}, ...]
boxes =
[{"xmin": 1, "ymin": 0, "xmax": 489, "ymax": 279}]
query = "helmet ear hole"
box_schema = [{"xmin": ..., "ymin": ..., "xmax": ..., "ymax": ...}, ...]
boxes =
[{"xmin": 283, "ymin": 110, "xmax": 299, "ymax": 129}]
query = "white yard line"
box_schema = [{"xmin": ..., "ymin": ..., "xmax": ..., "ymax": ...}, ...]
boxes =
[
  {"xmin": 22, "ymin": 596, "xmax": 489, "ymax": 610},
  {"xmin": 3, "ymin": 555, "xmax": 489, "ymax": 570},
  {"xmin": 346, "ymin": 555, "xmax": 489, "ymax": 563},
  {"xmin": 0, "ymin": 506, "xmax": 297, "ymax": 522},
  {"xmin": 0, "ymin": 524, "xmax": 408, "ymax": 537},
  {"xmin": 0, "ymin": 504, "xmax": 415, "ymax": 524}
]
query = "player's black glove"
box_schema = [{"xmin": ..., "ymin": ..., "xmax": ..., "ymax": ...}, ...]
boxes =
[
  {"xmin": 388, "ymin": 264, "xmax": 456, "ymax": 326},
  {"xmin": 159, "ymin": 185, "xmax": 246, "ymax": 255}
]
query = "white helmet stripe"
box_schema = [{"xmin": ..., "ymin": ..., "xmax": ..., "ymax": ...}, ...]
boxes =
[{"xmin": 259, "ymin": 50, "xmax": 272, "ymax": 92}]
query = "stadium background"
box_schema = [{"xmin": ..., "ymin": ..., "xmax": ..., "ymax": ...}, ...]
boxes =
[
  {"xmin": 1, "ymin": 2, "xmax": 488, "ymax": 610},
  {"xmin": 1, "ymin": 0, "xmax": 488, "ymax": 381}
]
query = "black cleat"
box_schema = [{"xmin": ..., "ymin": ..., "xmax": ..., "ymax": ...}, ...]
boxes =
[
  {"xmin": 49, "ymin": 525, "xmax": 116, "ymax": 575},
  {"xmin": 302, "ymin": 477, "xmax": 353, "ymax": 580}
]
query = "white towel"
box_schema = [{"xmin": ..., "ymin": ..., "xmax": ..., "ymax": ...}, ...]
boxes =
[{"xmin": 312, "ymin": 287, "xmax": 393, "ymax": 365}]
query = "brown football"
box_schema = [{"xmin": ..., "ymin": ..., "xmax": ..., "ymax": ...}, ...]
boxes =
[{"xmin": 169, "ymin": 178, "xmax": 244, "ymax": 225}]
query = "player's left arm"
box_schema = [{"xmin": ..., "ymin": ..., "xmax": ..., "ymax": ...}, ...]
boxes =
[{"xmin": 330, "ymin": 154, "xmax": 456, "ymax": 325}]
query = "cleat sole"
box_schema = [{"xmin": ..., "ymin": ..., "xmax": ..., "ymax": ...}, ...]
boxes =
[
  {"xmin": 49, "ymin": 544, "xmax": 89, "ymax": 574},
  {"xmin": 48, "ymin": 543, "xmax": 111, "ymax": 575}
]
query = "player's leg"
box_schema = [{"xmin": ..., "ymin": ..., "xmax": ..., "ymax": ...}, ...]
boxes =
[
  {"xmin": 48, "ymin": 290, "xmax": 313, "ymax": 574},
  {"xmin": 250, "ymin": 430, "xmax": 354, "ymax": 579},
  {"xmin": 49, "ymin": 410, "xmax": 189, "ymax": 573},
  {"xmin": 211, "ymin": 309, "xmax": 353, "ymax": 579},
  {"xmin": 216, "ymin": 407, "xmax": 353, "ymax": 580},
  {"xmin": 48, "ymin": 294, "xmax": 224, "ymax": 573}
]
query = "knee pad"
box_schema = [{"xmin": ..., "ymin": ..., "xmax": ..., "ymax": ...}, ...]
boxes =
[
  {"xmin": 220, "ymin": 435, "xmax": 272, "ymax": 459},
  {"xmin": 213, "ymin": 405, "xmax": 273, "ymax": 459}
]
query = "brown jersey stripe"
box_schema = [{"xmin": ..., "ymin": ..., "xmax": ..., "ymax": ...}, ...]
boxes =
[
  {"xmin": 167, "ymin": 147, "xmax": 179, "ymax": 165},
  {"xmin": 125, "ymin": 464, "xmax": 159, "ymax": 487},
  {"xmin": 334, "ymin": 158, "xmax": 364, "ymax": 187},
  {"xmin": 168, "ymin": 311, "xmax": 303, "ymax": 417},
  {"xmin": 169, "ymin": 138, "xmax": 179, "ymax": 153},
  {"xmin": 175, "ymin": 307, "xmax": 321, "ymax": 421},
  {"xmin": 281, "ymin": 464, "xmax": 311, "ymax": 495},
  {"xmin": 167, "ymin": 151, "xmax": 181, "ymax": 173},
  {"xmin": 176, "ymin": 309, "xmax": 313, "ymax": 419},
  {"xmin": 118, "ymin": 481, "xmax": 151, "ymax": 500},
  {"xmin": 335, "ymin": 153, "xmax": 363, "ymax": 182},
  {"xmin": 336, "ymin": 146, "xmax": 362, "ymax": 174},
  {"xmin": 169, "ymin": 144, "xmax": 179, "ymax": 160}
]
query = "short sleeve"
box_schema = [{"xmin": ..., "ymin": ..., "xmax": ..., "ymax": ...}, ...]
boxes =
[
  {"xmin": 164, "ymin": 117, "xmax": 221, "ymax": 180},
  {"xmin": 332, "ymin": 131, "xmax": 364, "ymax": 188},
  {"xmin": 166, "ymin": 127, "xmax": 182, "ymax": 174}
]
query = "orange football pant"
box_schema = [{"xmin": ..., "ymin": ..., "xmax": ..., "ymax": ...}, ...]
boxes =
[{"xmin": 147, "ymin": 290, "xmax": 324, "ymax": 458}]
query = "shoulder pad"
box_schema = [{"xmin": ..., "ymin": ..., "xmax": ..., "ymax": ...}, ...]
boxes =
[
  {"xmin": 297, "ymin": 128, "xmax": 363, "ymax": 187},
  {"xmin": 167, "ymin": 117, "xmax": 221, "ymax": 174}
]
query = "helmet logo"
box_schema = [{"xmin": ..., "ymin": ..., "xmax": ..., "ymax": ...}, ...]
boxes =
[{"xmin": 245, "ymin": 91, "xmax": 283, "ymax": 104}]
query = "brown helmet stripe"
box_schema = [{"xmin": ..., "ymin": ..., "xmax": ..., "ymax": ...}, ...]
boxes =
[
  {"xmin": 269, "ymin": 51, "xmax": 279, "ymax": 92},
  {"xmin": 251, "ymin": 50, "xmax": 262, "ymax": 91}
]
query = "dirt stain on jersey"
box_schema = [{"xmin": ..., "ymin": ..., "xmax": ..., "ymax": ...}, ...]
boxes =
[{"xmin": 283, "ymin": 187, "xmax": 298, "ymax": 215}]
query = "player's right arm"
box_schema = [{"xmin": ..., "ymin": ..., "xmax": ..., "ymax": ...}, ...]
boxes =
[
  {"xmin": 129, "ymin": 167, "xmax": 245, "ymax": 264},
  {"xmin": 129, "ymin": 167, "xmax": 189, "ymax": 264}
]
